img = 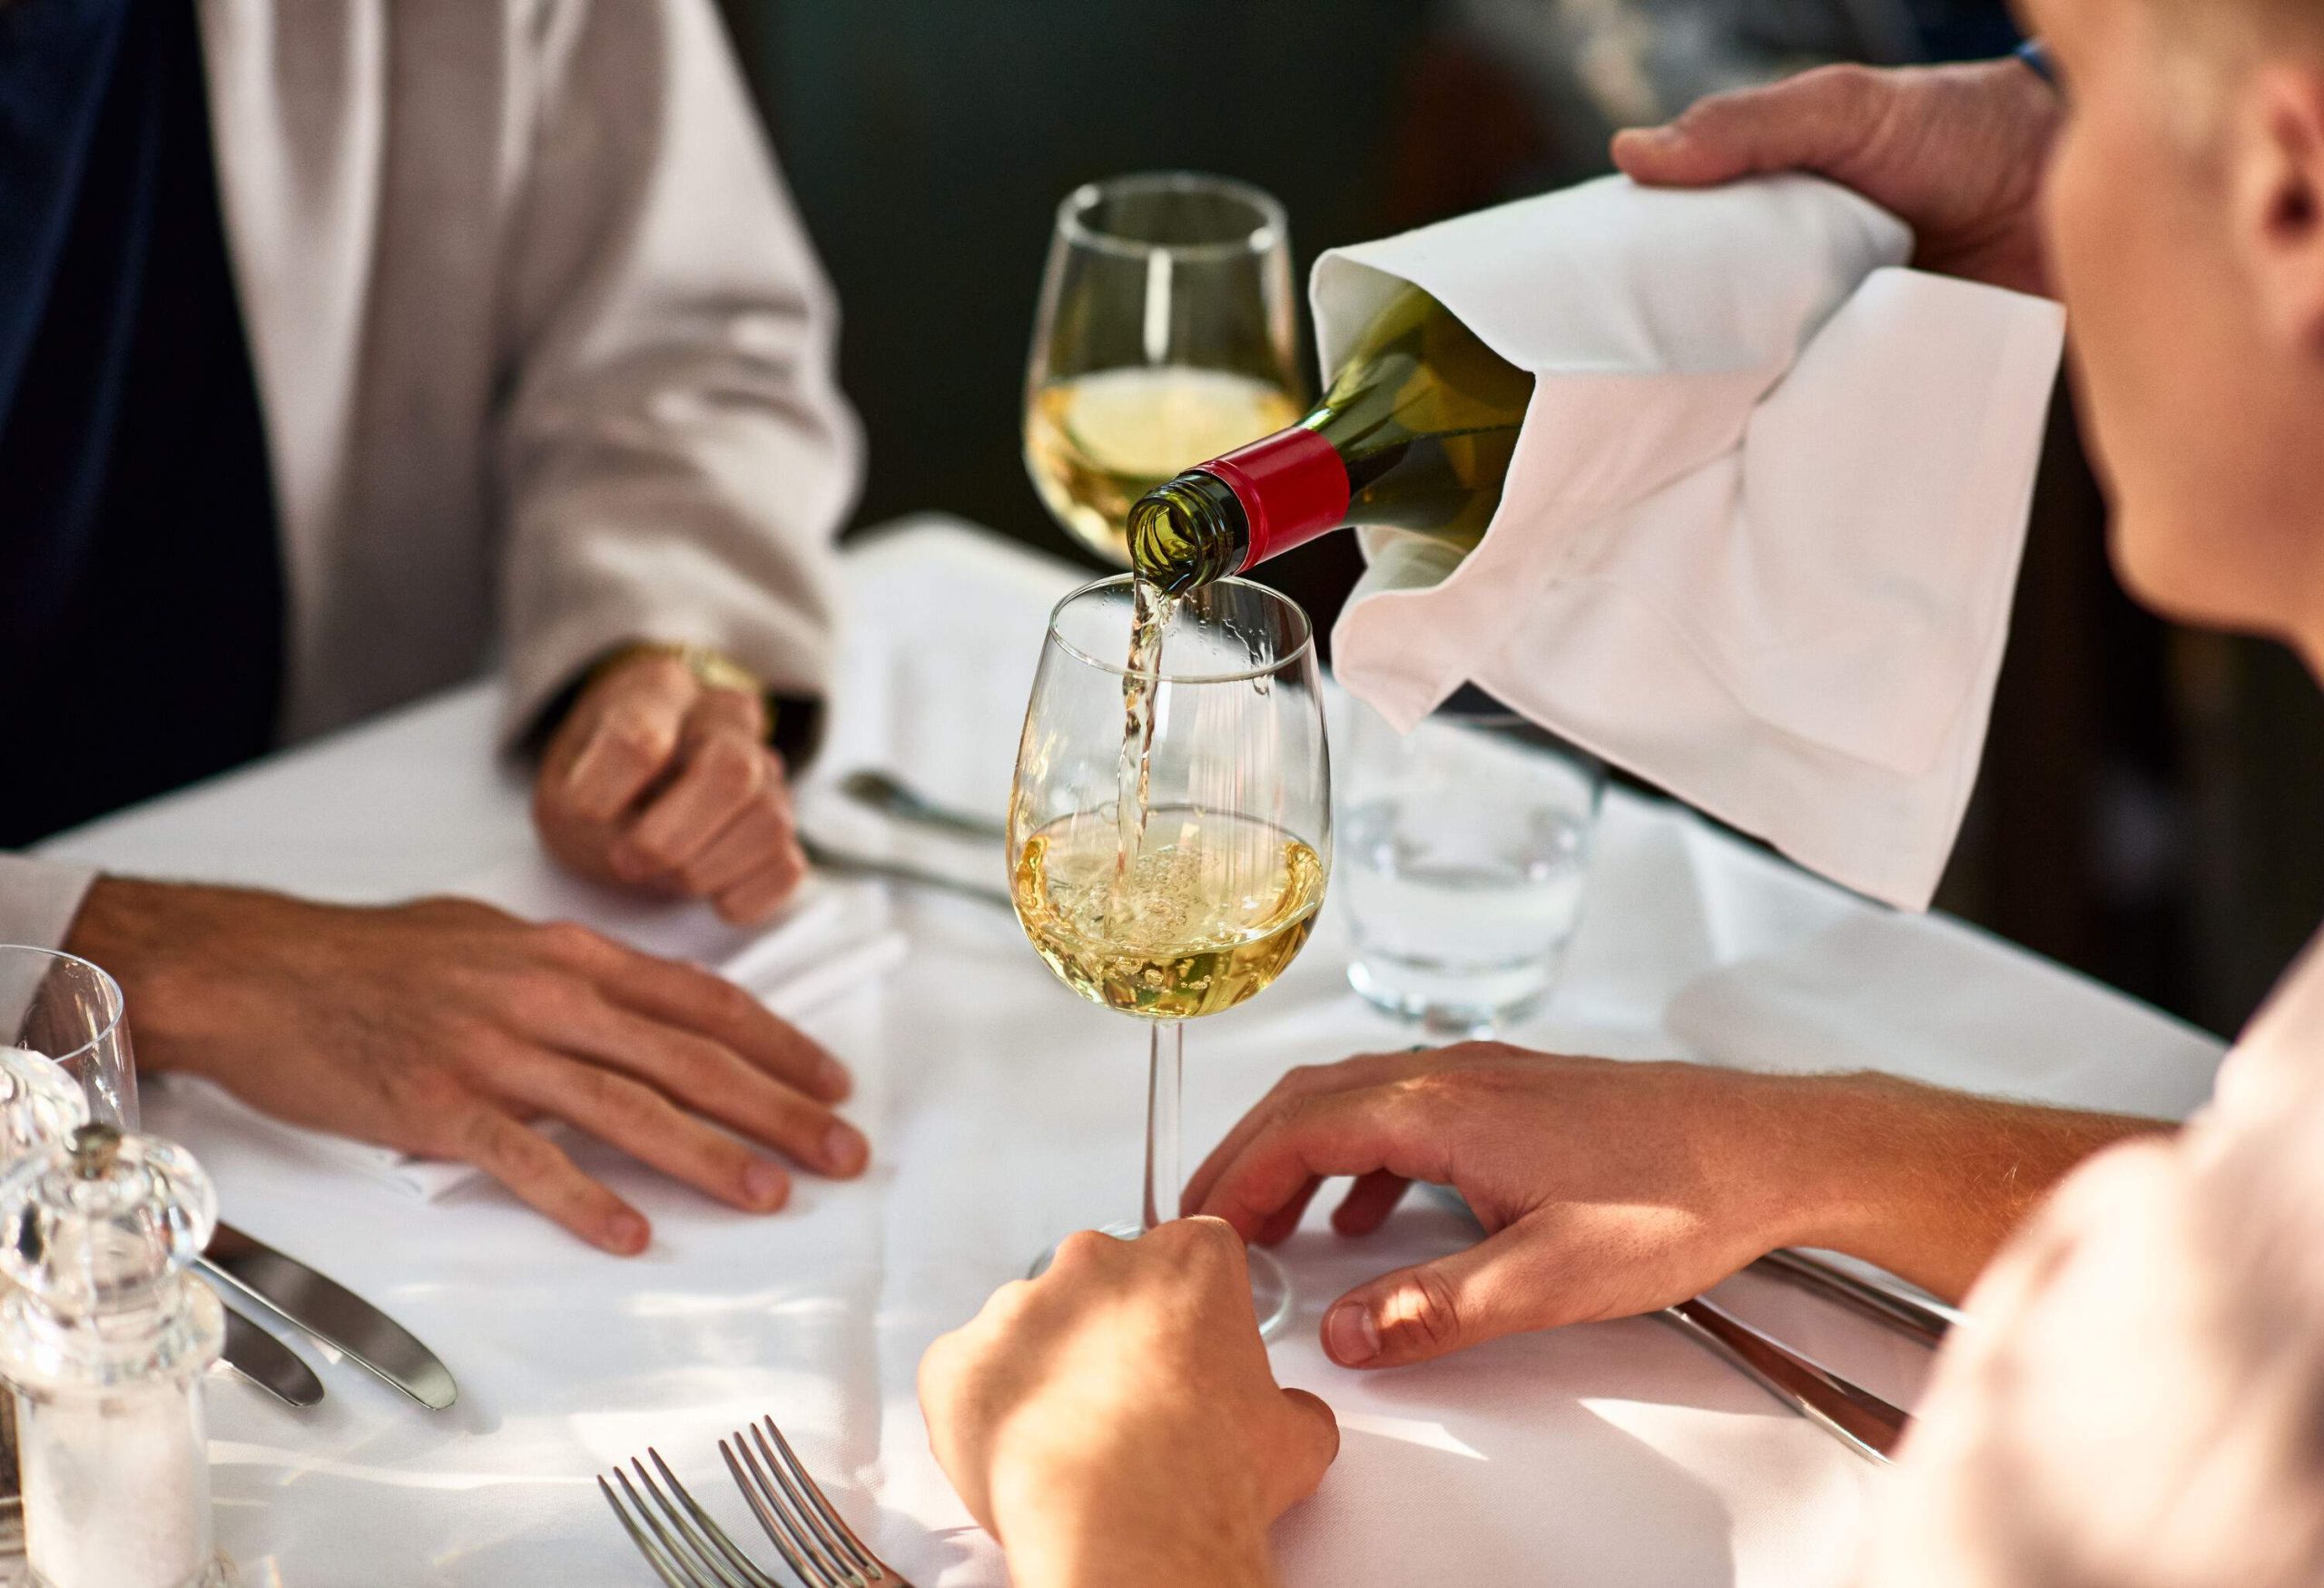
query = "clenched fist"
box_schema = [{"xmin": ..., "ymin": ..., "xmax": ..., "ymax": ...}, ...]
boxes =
[{"xmin": 535, "ymin": 648, "xmax": 808, "ymax": 924}]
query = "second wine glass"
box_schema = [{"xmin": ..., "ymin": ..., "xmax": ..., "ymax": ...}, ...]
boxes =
[
  {"xmin": 1023, "ymin": 173, "xmax": 1305, "ymax": 567},
  {"xmin": 1009, "ymin": 576, "xmax": 1330, "ymax": 1338}
]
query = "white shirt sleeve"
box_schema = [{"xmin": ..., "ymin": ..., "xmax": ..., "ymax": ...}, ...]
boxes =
[
  {"xmin": 1864, "ymin": 938, "xmax": 2324, "ymax": 1588},
  {"xmin": 0, "ymin": 855, "xmax": 97, "ymax": 953}
]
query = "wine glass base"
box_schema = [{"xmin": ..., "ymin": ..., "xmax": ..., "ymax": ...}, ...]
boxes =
[{"xmin": 1028, "ymin": 1224, "xmax": 1295, "ymax": 1341}]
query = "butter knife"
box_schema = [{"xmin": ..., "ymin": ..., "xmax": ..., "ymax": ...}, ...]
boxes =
[
  {"xmin": 217, "ymin": 1300, "xmax": 326, "ymax": 1409},
  {"xmin": 1660, "ymin": 1296, "xmax": 1910, "ymax": 1464},
  {"xmin": 200, "ymin": 1220, "xmax": 458, "ymax": 1410}
]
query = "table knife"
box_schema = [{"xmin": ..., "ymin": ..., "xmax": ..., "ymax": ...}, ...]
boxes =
[
  {"xmin": 1661, "ymin": 1296, "xmax": 1910, "ymax": 1464},
  {"xmin": 217, "ymin": 1300, "xmax": 326, "ymax": 1409},
  {"xmin": 200, "ymin": 1220, "xmax": 458, "ymax": 1410},
  {"xmin": 1752, "ymin": 1248, "xmax": 1956, "ymax": 1348}
]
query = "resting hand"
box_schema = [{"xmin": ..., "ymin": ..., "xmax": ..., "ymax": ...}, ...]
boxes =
[
  {"xmin": 68, "ymin": 877, "xmax": 867, "ymax": 1254},
  {"xmin": 1185, "ymin": 1047, "xmax": 1815, "ymax": 1369},
  {"xmin": 534, "ymin": 649, "xmax": 807, "ymax": 925},
  {"xmin": 1611, "ymin": 61, "xmax": 2062, "ymax": 297},
  {"xmin": 918, "ymin": 1219, "xmax": 1336, "ymax": 1588},
  {"xmin": 1185, "ymin": 1045, "xmax": 2156, "ymax": 1370}
]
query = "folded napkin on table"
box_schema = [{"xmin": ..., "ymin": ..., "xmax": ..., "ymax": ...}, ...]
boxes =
[
  {"xmin": 180, "ymin": 856, "xmax": 906, "ymax": 1200},
  {"xmin": 1324, "ymin": 174, "xmax": 2067, "ymax": 911}
]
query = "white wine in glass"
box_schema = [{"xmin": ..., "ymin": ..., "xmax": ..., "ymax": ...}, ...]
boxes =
[
  {"xmin": 1014, "ymin": 806, "xmax": 1325, "ymax": 1020},
  {"xmin": 1009, "ymin": 576, "xmax": 1330, "ymax": 1337},
  {"xmin": 1024, "ymin": 173, "xmax": 1305, "ymax": 567}
]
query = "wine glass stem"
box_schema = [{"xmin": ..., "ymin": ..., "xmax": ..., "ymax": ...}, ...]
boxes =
[{"xmin": 1141, "ymin": 1020, "xmax": 1184, "ymax": 1232}]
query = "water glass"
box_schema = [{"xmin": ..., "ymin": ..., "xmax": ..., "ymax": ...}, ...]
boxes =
[
  {"xmin": 0, "ymin": 948, "xmax": 138, "ymax": 1554},
  {"xmin": 1338, "ymin": 700, "xmax": 1606, "ymax": 1034},
  {"xmin": 0, "ymin": 947, "xmax": 137, "ymax": 1129}
]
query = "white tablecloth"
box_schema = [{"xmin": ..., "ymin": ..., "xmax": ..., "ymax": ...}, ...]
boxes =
[{"xmin": 38, "ymin": 518, "xmax": 2227, "ymax": 1587}]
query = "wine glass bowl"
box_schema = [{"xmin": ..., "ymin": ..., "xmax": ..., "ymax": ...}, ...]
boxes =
[
  {"xmin": 1023, "ymin": 173, "xmax": 1305, "ymax": 567},
  {"xmin": 1009, "ymin": 576, "xmax": 1330, "ymax": 1337}
]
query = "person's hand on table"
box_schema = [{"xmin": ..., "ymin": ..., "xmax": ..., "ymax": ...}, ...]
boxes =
[
  {"xmin": 1611, "ymin": 59, "xmax": 2063, "ymax": 297},
  {"xmin": 918, "ymin": 1218, "xmax": 1336, "ymax": 1588},
  {"xmin": 1185, "ymin": 1044, "xmax": 2162, "ymax": 1371},
  {"xmin": 534, "ymin": 647, "xmax": 808, "ymax": 926},
  {"xmin": 66, "ymin": 876, "xmax": 868, "ymax": 1254}
]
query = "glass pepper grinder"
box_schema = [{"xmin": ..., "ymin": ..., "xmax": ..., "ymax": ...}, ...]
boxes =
[
  {"xmin": 0, "ymin": 1048, "xmax": 94, "ymax": 1564},
  {"xmin": 0, "ymin": 1124, "xmax": 230, "ymax": 1588}
]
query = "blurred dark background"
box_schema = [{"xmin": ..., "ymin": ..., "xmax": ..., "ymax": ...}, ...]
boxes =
[{"xmin": 713, "ymin": 0, "xmax": 2324, "ymax": 1040}]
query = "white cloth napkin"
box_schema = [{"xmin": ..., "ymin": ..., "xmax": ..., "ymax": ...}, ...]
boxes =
[
  {"xmin": 175, "ymin": 859, "xmax": 907, "ymax": 1200},
  {"xmin": 1324, "ymin": 174, "xmax": 2068, "ymax": 910}
]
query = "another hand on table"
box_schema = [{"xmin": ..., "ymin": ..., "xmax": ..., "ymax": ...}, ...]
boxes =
[
  {"xmin": 534, "ymin": 649, "xmax": 808, "ymax": 926},
  {"xmin": 1611, "ymin": 59, "xmax": 2063, "ymax": 297},
  {"xmin": 1185, "ymin": 1045, "xmax": 2161, "ymax": 1370},
  {"xmin": 918, "ymin": 1219, "xmax": 1335, "ymax": 1588},
  {"xmin": 67, "ymin": 877, "xmax": 868, "ymax": 1254}
]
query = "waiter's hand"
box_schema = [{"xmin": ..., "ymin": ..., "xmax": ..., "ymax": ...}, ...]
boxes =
[
  {"xmin": 1611, "ymin": 60, "xmax": 2063, "ymax": 298},
  {"xmin": 67, "ymin": 877, "xmax": 867, "ymax": 1253},
  {"xmin": 534, "ymin": 649, "xmax": 808, "ymax": 926}
]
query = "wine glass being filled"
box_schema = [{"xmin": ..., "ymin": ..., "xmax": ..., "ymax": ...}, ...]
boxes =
[
  {"xmin": 1023, "ymin": 173, "xmax": 1306, "ymax": 567},
  {"xmin": 1008, "ymin": 576, "xmax": 1331, "ymax": 1337}
]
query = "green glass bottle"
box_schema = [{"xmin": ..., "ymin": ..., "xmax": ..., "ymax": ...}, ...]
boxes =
[{"xmin": 1126, "ymin": 282, "xmax": 1531, "ymax": 594}]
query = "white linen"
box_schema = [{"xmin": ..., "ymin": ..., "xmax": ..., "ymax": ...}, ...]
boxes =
[
  {"xmin": 1324, "ymin": 175, "xmax": 2067, "ymax": 910},
  {"xmin": 164, "ymin": 863, "xmax": 906, "ymax": 1201},
  {"xmin": 40, "ymin": 520, "xmax": 2223, "ymax": 1587}
]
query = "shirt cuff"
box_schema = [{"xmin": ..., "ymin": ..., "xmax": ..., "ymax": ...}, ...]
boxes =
[{"xmin": 0, "ymin": 854, "xmax": 100, "ymax": 952}]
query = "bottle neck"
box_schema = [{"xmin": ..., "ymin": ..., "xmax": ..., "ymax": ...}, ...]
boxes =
[{"xmin": 1196, "ymin": 427, "xmax": 1350, "ymax": 571}]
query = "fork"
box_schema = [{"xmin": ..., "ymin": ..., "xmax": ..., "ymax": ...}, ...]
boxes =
[{"xmin": 599, "ymin": 1416, "xmax": 914, "ymax": 1588}]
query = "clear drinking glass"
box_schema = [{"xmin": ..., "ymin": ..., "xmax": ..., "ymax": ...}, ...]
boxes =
[
  {"xmin": 0, "ymin": 948, "xmax": 137, "ymax": 1555},
  {"xmin": 1024, "ymin": 173, "xmax": 1305, "ymax": 567},
  {"xmin": 0, "ymin": 947, "xmax": 136, "ymax": 1128},
  {"xmin": 1009, "ymin": 577, "xmax": 1330, "ymax": 1337},
  {"xmin": 1339, "ymin": 700, "xmax": 1607, "ymax": 1036}
]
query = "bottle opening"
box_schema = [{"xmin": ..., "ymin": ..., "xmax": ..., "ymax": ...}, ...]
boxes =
[{"xmin": 1128, "ymin": 472, "xmax": 1249, "ymax": 595}]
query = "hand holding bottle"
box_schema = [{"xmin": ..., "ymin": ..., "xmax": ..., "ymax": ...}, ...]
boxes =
[{"xmin": 1611, "ymin": 61, "xmax": 2063, "ymax": 298}]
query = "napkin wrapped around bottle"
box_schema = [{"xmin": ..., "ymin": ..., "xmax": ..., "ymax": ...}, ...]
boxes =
[{"xmin": 1324, "ymin": 174, "xmax": 2067, "ymax": 910}]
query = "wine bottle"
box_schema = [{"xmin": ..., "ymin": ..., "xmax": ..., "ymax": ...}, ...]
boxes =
[{"xmin": 1126, "ymin": 282, "xmax": 1531, "ymax": 593}]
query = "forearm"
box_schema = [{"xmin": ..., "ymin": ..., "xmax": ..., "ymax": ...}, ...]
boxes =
[{"xmin": 1762, "ymin": 1072, "xmax": 2170, "ymax": 1303}]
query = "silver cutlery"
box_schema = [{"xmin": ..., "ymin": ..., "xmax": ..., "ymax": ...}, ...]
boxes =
[
  {"xmin": 601, "ymin": 1415, "xmax": 914, "ymax": 1588},
  {"xmin": 1751, "ymin": 1248, "xmax": 1955, "ymax": 1348},
  {"xmin": 840, "ymin": 769, "xmax": 1009, "ymax": 843},
  {"xmin": 800, "ymin": 833, "xmax": 1012, "ymax": 911},
  {"xmin": 1418, "ymin": 1182, "xmax": 1908, "ymax": 1459},
  {"xmin": 217, "ymin": 1301, "xmax": 325, "ymax": 1409},
  {"xmin": 199, "ymin": 1219, "xmax": 458, "ymax": 1410},
  {"xmin": 1660, "ymin": 1296, "xmax": 1911, "ymax": 1464}
]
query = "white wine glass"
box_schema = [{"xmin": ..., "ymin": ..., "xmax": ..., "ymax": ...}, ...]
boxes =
[
  {"xmin": 1009, "ymin": 576, "xmax": 1330, "ymax": 1337},
  {"xmin": 1024, "ymin": 173, "xmax": 1306, "ymax": 567}
]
